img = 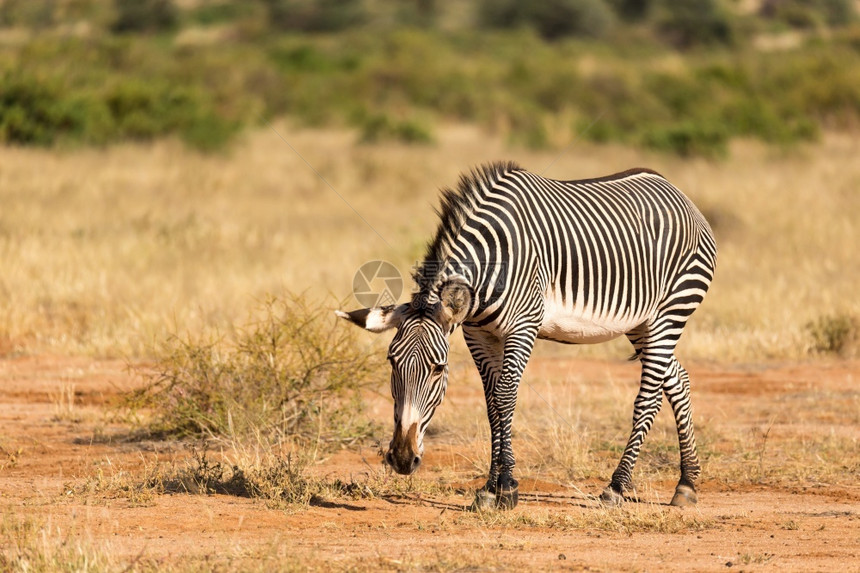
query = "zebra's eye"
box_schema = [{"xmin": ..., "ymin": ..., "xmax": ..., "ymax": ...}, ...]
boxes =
[{"xmin": 432, "ymin": 363, "xmax": 446, "ymax": 376}]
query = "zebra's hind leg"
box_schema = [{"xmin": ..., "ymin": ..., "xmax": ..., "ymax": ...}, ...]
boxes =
[
  {"xmin": 665, "ymin": 358, "xmax": 700, "ymax": 507},
  {"xmin": 599, "ymin": 348, "xmax": 670, "ymax": 505}
]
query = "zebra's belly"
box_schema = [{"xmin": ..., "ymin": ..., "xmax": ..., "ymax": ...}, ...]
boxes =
[{"xmin": 538, "ymin": 303, "xmax": 644, "ymax": 344}]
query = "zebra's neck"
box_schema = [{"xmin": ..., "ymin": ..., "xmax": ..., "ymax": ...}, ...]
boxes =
[{"xmin": 411, "ymin": 161, "xmax": 523, "ymax": 316}]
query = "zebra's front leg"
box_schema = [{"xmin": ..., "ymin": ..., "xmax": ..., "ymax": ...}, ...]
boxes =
[
  {"xmin": 490, "ymin": 325, "xmax": 539, "ymax": 510},
  {"xmin": 471, "ymin": 383, "xmax": 504, "ymax": 511},
  {"xmin": 463, "ymin": 327, "xmax": 504, "ymax": 511},
  {"xmin": 600, "ymin": 353, "xmax": 668, "ymax": 505}
]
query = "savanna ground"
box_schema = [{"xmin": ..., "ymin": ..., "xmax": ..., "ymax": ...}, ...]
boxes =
[
  {"xmin": 1, "ymin": 124, "xmax": 859, "ymax": 571},
  {"xmin": 1, "ymin": 355, "xmax": 858, "ymax": 571}
]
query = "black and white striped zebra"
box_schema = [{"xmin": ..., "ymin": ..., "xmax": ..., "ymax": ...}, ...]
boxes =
[{"xmin": 337, "ymin": 162, "xmax": 717, "ymax": 509}]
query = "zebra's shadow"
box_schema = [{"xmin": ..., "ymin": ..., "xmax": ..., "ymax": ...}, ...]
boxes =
[{"xmin": 377, "ymin": 490, "xmax": 678, "ymax": 511}]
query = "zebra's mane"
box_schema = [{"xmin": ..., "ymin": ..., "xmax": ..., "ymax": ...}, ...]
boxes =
[{"xmin": 412, "ymin": 161, "xmax": 523, "ymax": 305}]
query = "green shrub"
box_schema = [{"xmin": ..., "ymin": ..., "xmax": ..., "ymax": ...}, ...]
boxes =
[
  {"xmin": 477, "ymin": 0, "xmax": 615, "ymax": 39},
  {"xmin": 262, "ymin": 0, "xmax": 365, "ymax": 32},
  {"xmin": 642, "ymin": 121, "xmax": 729, "ymax": 157},
  {"xmin": 0, "ymin": 74, "xmax": 90, "ymax": 145},
  {"xmin": 531, "ymin": 0, "xmax": 615, "ymax": 39},
  {"xmin": 476, "ymin": 0, "xmax": 530, "ymax": 30},
  {"xmin": 761, "ymin": 0, "xmax": 855, "ymax": 29},
  {"xmin": 0, "ymin": 0, "xmax": 55, "ymax": 28},
  {"xmin": 103, "ymin": 79, "xmax": 239, "ymax": 149},
  {"xmin": 656, "ymin": 0, "xmax": 736, "ymax": 48},
  {"xmin": 112, "ymin": 0, "xmax": 178, "ymax": 34},
  {"xmin": 506, "ymin": 104, "xmax": 550, "ymax": 149},
  {"xmin": 3, "ymin": 27, "xmax": 860, "ymax": 156},
  {"xmin": 576, "ymin": 71, "xmax": 663, "ymax": 145},
  {"xmin": 189, "ymin": 1, "xmax": 260, "ymax": 26},
  {"xmin": 396, "ymin": 0, "xmax": 438, "ymax": 27},
  {"xmin": 356, "ymin": 112, "xmax": 434, "ymax": 144},
  {"xmin": 180, "ymin": 114, "xmax": 240, "ymax": 152},
  {"xmin": 609, "ymin": 0, "xmax": 655, "ymax": 21},
  {"xmin": 128, "ymin": 295, "xmax": 382, "ymax": 443},
  {"xmin": 0, "ymin": 61, "xmax": 241, "ymax": 151}
]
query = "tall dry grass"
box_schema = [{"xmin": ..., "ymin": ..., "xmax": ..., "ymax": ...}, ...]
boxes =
[{"xmin": 0, "ymin": 123, "xmax": 858, "ymax": 361}]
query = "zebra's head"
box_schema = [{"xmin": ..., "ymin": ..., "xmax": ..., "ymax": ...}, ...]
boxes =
[{"xmin": 336, "ymin": 279, "xmax": 471, "ymax": 475}]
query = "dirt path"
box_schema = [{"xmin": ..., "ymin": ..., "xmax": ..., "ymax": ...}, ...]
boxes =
[{"xmin": 1, "ymin": 357, "xmax": 858, "ymax": 571}]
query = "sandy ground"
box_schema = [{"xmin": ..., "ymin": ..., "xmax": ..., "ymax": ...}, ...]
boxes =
[{"xmin": 1, "ymin": 356, "xmax": 858, "ymax": 572}]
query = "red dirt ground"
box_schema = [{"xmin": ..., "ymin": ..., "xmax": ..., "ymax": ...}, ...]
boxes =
[{"xmin": 1, "ymin": 356, "xmax": 858, "ymax": 571}]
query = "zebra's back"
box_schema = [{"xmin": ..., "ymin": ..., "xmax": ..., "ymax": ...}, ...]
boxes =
[{"xmin": 485, "ymin": 168, "xmax": 716, "ymax": 343}]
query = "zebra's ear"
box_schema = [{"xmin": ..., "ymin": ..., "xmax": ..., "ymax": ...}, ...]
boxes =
[
  {"xmin": 437, "ymin": 279, "xmax": 471, "ymax": 327},
  {"xmin": 335, "ymin": 304, "xmax": 407, "ymax": 333}
]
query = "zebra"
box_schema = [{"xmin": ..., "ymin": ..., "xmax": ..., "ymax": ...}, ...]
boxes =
[{"xmin": 337, "ymin": 162, "xmax": 716, "ymax": 510}]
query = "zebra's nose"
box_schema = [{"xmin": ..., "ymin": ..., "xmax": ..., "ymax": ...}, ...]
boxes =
[{"xmin": 385, "ymin": 449, "xmax": 422, "ymax": 475}]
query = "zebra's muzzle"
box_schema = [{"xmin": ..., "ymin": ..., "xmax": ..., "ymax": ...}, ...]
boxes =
[{"xmin": 386, "ymin": 421, "xmax": 422, "ymax": 475}]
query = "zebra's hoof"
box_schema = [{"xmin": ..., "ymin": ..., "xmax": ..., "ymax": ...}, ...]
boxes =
[
  {"xmin": 495, "ymin": 486, "xmax": 518, "ymax": 510},
  {"xmin": 470, "ymin": 489, "xmax": 497, "ymax": 512},
  {"xmin": 669, "ymin": 485, "xmax": 697, "ymax": 507},
  {"xmin": 599, "ymin": 486, "xmax": 624, "ymax": 506}
]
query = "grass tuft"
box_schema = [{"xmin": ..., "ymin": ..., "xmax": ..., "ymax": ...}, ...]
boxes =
[
  {"xmin": 0, "ymin": 516, "xmax": 113, "ymax": 572},
  {"xmin": 806, "ymin": 313, "xmax": 859, "ymax": 356},
  {"xmin": 72, "ymin": 442, "xmax": 454, "ymax": 512}
]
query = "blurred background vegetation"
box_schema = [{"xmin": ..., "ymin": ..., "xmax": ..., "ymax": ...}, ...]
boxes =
[{"xmin": 1, "ymin": 0, "xmax": 860, "ymax": 156}]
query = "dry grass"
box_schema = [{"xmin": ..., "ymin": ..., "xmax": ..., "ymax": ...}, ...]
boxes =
[
  {"xmin": 465, "ymin": 504, "xmax": 716, "ymax": 534},
  {"xmin": 50, "ymin": 381, "xmax": 78, "ymax": 423},
  {"xmin": 423, "ymin": 360, "xmax": 860, "ymax": 492},
  {"xmin": 0, "ymin": 515, "xmax": 114, "ymax": 573},
  {"xmin": 72, "ymin": 446, "xmax": 323, "ymax": 508},
  {"xmin": 2, "ymin": 124, "xmax": 859, "ymax": 571},
  {"xmin": 0, "ymin": 513, "xmax": 314, "ymax": 572},
  {"xmin": 0, "ymin": 124, "xmax": 858, "ymax": 361},
  {"xmin": 67, "ymin": 436, "xmax": 455, "ymax": 512}
]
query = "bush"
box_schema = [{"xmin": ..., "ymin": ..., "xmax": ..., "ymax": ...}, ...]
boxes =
[
  {"xmin": 477, "ymin": 0, "xmax": 615, "ymax": 40},
  {"xmin": 609, "ymin": 0, "xmax": 655, "ymax": 21},
  {"xmin": 104, "ymin": 80, "xmax": 239, "ymax": 150},
  {"xmin": 262, "ymin": 0, "xmax": 365, "ymax": 32},
  {"xmin": 806, "ymin": 314, "xmax": 858, "ymax": 356},
  {"xmin": 112, "ymin": 0, "xmax": 178, "ymax": 34},
  {"xmin": 4, "ymin": 27, "xmax": 860, "ymax": 156},
  {"xmin": 189, "ymin": 1, "xmax": 260, "ymax": 26},
  {"xmin": 656, "ymin": 0, "xmax": 736, "ymax": 48},
  {"xmin": 507, "ymin": 104, "xmax": 550, "ymax": 149},
  {"xmin": 761, "ymin": 0, "xmax": 856, "ymax": 29},
  {"xmin": 0, "ymin": 67, "xmax": 240, "ymax": 151},
  {"xmin": 356, "ymin": 112, "xmax": 434, "ymax": 144},
  {"xmin": 397, "ymin": 0, "xmax": 438, "ymax": 27},
  {"xmin": 642, "ymin": 121, "xmax": 729, "ymax": 157},
  {"xmin": 0, "ymin": 73, "xmax": 90, "ymax": 145},
  {"xmin": 0, "ymin": 0, "xmax": 55, "ymax": 28},
  {"xmin": 531, "ymin": 0, "xmax": 615, "ymax": 39},
  {"xmin": 128, "ymin": 295, "xmax": 382, "ymax": 443}
]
